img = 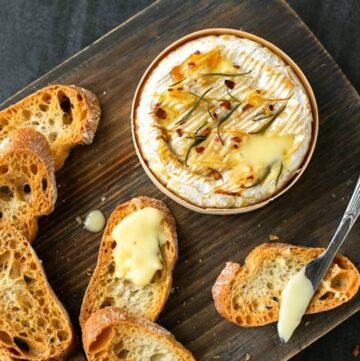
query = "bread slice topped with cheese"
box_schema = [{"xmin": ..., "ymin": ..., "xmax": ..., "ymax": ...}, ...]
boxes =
[
  {"xmin": 80, "ymin": 197, "xmax": 178, "ymax": 328},
  {"xmin": 0, "ymin": 225, "xmax": 74, "ymax": 360},
  {"xmin": 212, "ymin": 243, "xmax": 360, "ymax": 327},
  {"xmin": 0, "ymin": 128, "xmax": 56, "ymax": 242},
  {"xmin": 83, "ymin": 307, "xmax": 195, "ymax": 361},
  {"xmin": 0, "ymin": 84, "xmax": 101, "ymax": 171}
]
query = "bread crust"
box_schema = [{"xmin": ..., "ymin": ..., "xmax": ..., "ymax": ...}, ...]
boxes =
[
  {"xmin": 0, "ymin": 128, "xmax": 57, "ymax": 242},
  {"xmin": 83, "ymin": 307, "xmax": 195, "ymax": 361},
  {"xmin": 0, "ymin": 225, "xmax": 74, "ymax": 360},
  {"xmin": 70, "ymin": 86, "xmax": 101, "ymax": 145},
  {"xmin": 212, "ymin": 243, "xmax": 360, "ymax": 327},
  {"xmin": 0, "ymin": 84, "xmax": 101, "ymax": 171},
  {"xmin": 79, "ymin": 197, "xmax": 178, "ymax": 328}
]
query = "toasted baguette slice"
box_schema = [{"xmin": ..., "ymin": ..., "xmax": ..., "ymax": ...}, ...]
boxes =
[
  {"xmin": 0, "ymin": 128, "xmax": 56, "ymax": 242},
  {"xmin": 0, "ymin": 225, "xmax": 74, "ymax": 360},
  {"xmin": 212, "ymin": 243, "xmax": 360, "ymax": 327},
  {"xmin": 80, "ymin": 197, "xmax": 178, "ymax": 328},
  {"xmin": 83, "ymin": 307, "xmax": 195, "ymax": 361},
  {"xmin": 0, "ymin": 349, "xmax": 14, "ymax": 361},
  {"xmin": 0, "ymin": 84, "xmax": 101, "ymax": 170}
]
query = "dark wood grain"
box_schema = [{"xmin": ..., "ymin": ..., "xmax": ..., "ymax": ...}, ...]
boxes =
[{"xmin": 1, "ymin": 0, "xmax": 359, "ymax": 360}]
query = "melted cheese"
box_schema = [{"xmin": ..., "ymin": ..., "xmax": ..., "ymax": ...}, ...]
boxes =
[
  {"xmin": 277, "ymin": 267, "xmax": 314, "ymax": 342},
  {"xmin": 135, "ymin": 34, "xmax": 313, "ymax": 208},
  {"xmin": 112, "ymin": 207, "xmax": 166, "ymax": 286},
  {"xmin": 84, "ymin": 210, "xmax": 106, "ymax": 233},
  {"xmin": 240, "ymin": 135, "xmax": 293, "ymax": 166}
]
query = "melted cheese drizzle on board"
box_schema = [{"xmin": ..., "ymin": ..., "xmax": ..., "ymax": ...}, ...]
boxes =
[{"xmin": 136, "ymin": 35, "xmax": 313, "ymax": 208}]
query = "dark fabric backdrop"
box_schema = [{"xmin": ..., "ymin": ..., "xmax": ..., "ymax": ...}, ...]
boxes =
[{"xmin": 0, "ymin": 1, "xmax": 359, "ymax": 360}]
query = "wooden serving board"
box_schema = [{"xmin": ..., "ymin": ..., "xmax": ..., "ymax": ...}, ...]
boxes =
[{"xmin": 1, "ymin": 0, "xmax": 359, "ymax": 360}]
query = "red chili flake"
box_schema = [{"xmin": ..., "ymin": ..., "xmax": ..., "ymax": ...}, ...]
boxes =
[
  {"xmin": 155, "ymin": 102, "xmax": 161, "ymax": 108},
  {"xmin": 176, "ymin": 128, "xmax": 183, "ymax": 137},
  {"xmin": 155, "ymin": 107, "xmax": 167, "ymax": 119},
  {"xmin": 269, "ymin": 104, "xmax": 274, "ymax": 111},
  {"xmin": 194, "ymin": 50, "xmax": 201, "ymax": 55},
  {"xmin": 232, "ymin": 136, "xmax": 241, "ymax": 143},
  {"xmin": 203, "ymin": 127, "xmax": 211, "ymax": 136},
  {"xmin": 209, "ymin": 169, "xmax": 222, "ymax": 180},
  {"xmin": 195, "ymin": 146, "xmax": 205, "ymax": 153},
  {"xmin": 213, "ymin": 112, "xmax": 218, "ymax": 119},
  {"xmin": 233, "ymin": 64, "xmax": 240, "ymax": 69},
  {"xmin": 233, "ymin": 144, "xmax": 239, "ymax": 149},
  {"xmin": 188, "ymin": 62, "xmax": 196, "ymax": 68},
  {"xmin": 242, "ymin": 103, "xmax": 253, "ymax": 112},
  {"xmin": 224, "ymin": 79, "xmax": 235, "ymax": 89},
  {"xmin": 177, "ymin": 87, "xmax": 184, "ymax": 91},
  {"xmin": 247, "ymin": 174, "xmax": 254, "ymax": 179},
  {"xmin": 352, "ymin": 345, "xmax": 360, "ymax": 357},
  {"xmin": 256, "ymin": 89, "xmax": 261, "ymax": 94},
  {"xmin": 220, "ymin": 101, "xmax": 231, "ymax": 109},
  {"xmin": 168, "ymin": 88, "xmax": 173, "ymax": 92},
  {"xmin": 214, "ymin": 136, "xmax": 220, "ymax": 143}
]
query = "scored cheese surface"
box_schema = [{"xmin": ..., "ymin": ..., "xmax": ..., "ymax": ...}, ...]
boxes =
[{"xmin": 135, "ymin": 34, "xmax": 313, "ymax": 208}]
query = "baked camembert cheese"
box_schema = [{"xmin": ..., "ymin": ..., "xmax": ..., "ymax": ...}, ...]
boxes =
[{"xmin": 134, "ymin": 34, "xmax": 314, "ymax": 209}]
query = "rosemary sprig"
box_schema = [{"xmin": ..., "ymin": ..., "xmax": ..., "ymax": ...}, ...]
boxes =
[
  {"xmin": 184, "ymin": 134, "xmax": 207, "ymax": 167},
  {"xmin": 202, "ymin": 70, "xmax": 252, "ymax": 77},
  {"xmin": 242, "ymin": 164, "xmax": 272, "ymax": 188},
  {"xmin": 249, "ymin": 104, "xmax": 286, "ymax": 134},
  {"xmin": 207, "ymin": 103, "xmax": 216, "ymax": 121},
  {"xmin": 252, "ymin": 112, "xmax": 274, "ymax": 122},
  {"xmin": 194, "ymin": 121, "xmax": 207, "ymax": 135},
  {"xmin": 190, "ymin": 92, "xmax": 240, "ymax": 104},
  {"xmin": 275, "ymin": 162, "xmax": 283, "ymax": 187},
  {"xmin": 176, "ymin": 87, "xmax": 213, "ymax": 125},
  {"xmin": 226, "ymin": 87, "xmax": 241, "ymax": 103},
  {"xmin": 217, "ymin": 103, "xmax": 241, "ymax": 144},
  {"xmin": 184, "ymin": 119, "xmax": 211, "ymax": 167},
  {"xmin": 169, "ymin": 77, "xmax": 187, "ymax": 87}
]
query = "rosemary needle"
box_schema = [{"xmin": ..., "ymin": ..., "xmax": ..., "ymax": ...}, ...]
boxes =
[
  {"xmin": 226, "ymin": 87, "xmax": 241, "ymax": 103},
  {"xmin": 207, "ymin": 103, "xmax": 216, "ymax": 121},
  {"xmin": 242, "ymin": 164, "xmax": 272, "ymax": 188},
  {"xmin": 169, "ymin": 77, "xmax": 187, "ymax": 87},
  {"xmin": 217, "ymin": 103, "xmax": 241, "ymax": 144},
  {"xmin": 275, "ymin": 162, "xmax": 283, "ymax": 187},
  {"xmin": 194, "ymin": 121, "xmax": 207, "ymax": 135},
  {"xmin": 184, "ymin": 134, "xmax": 207, "ymax": 167},
  {"xmin": 249, "ymin": 104, "xmax": 286, "ymax": 134},
  {"xmin": 176, "ymin": 87, "xmax": 213, "ymax": 125}
]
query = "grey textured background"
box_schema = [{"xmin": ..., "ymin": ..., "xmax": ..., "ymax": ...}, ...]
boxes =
[{"xmin": 0, "ymin": 1, "xmax": 359, "ymax": 360}]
